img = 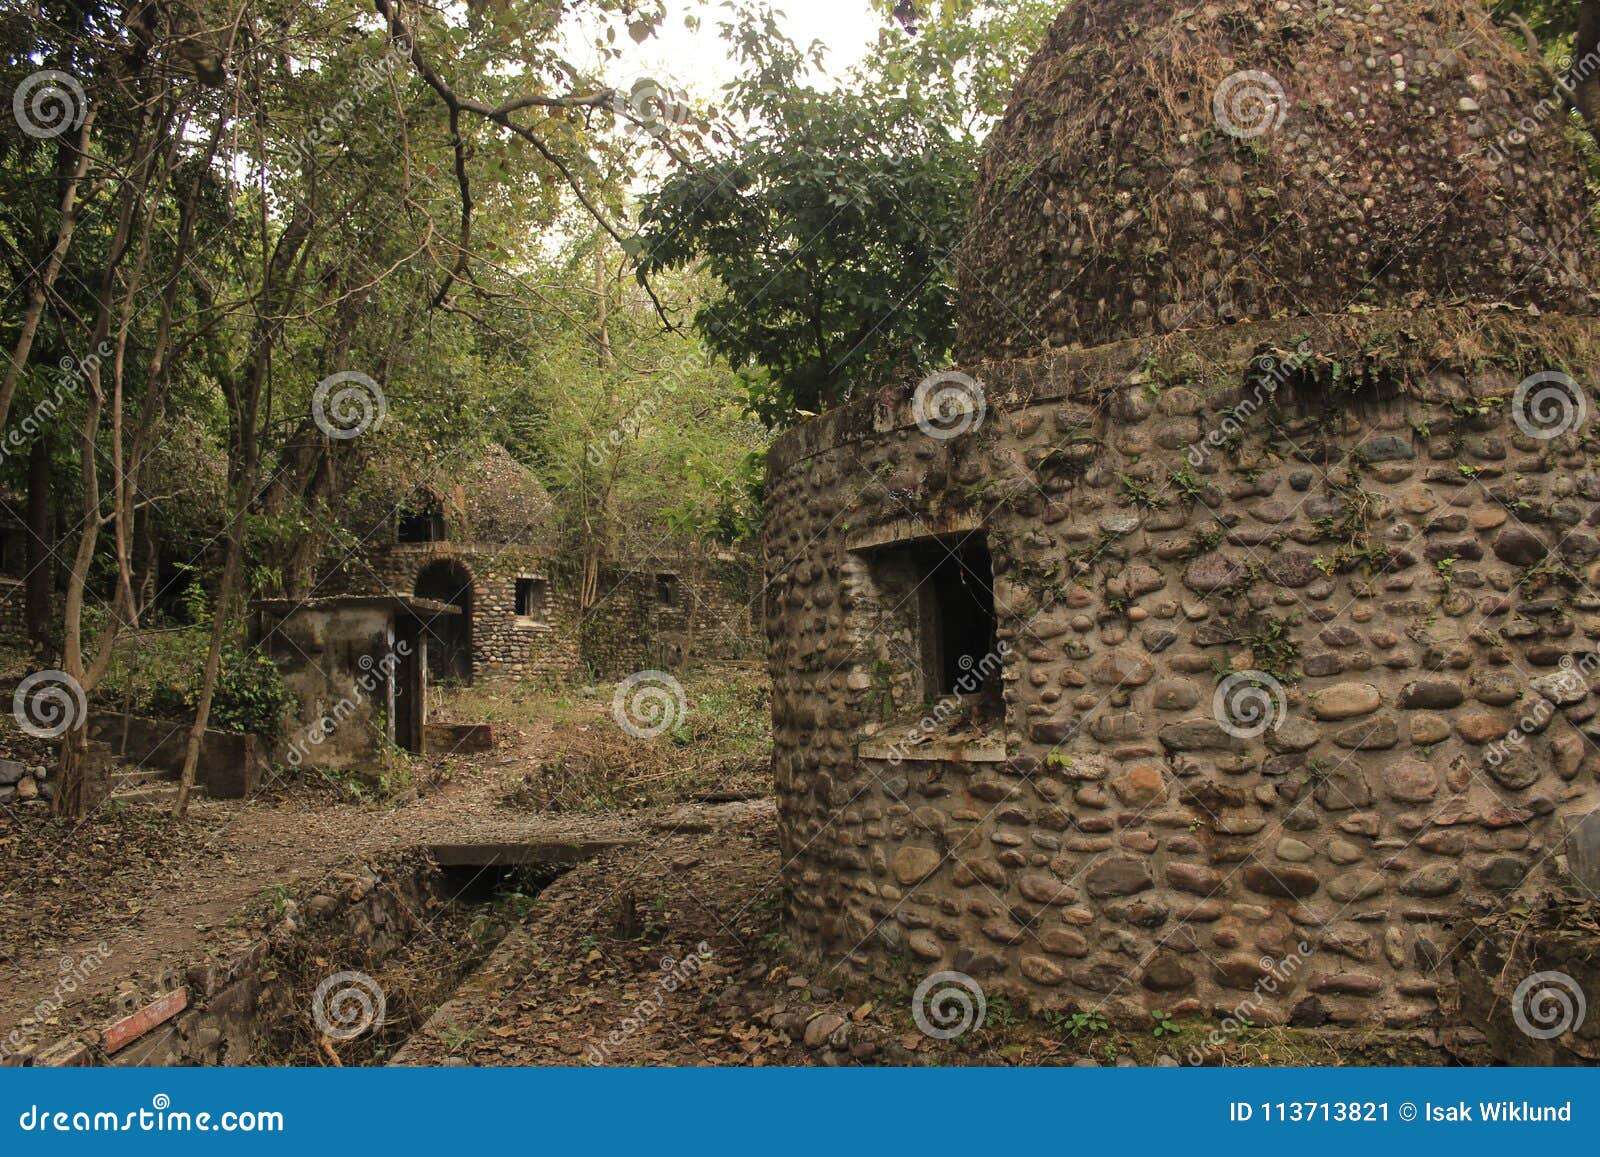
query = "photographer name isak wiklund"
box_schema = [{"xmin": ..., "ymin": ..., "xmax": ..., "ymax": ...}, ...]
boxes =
[{"xmin": 1229, "ymin": 1101, "xmax": 1575, "ymax": 1124}]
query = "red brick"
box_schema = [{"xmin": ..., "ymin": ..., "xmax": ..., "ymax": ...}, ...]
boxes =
[{"xmin": 101, "ymin": 988, "xmax": 187, "ymax": 1055}]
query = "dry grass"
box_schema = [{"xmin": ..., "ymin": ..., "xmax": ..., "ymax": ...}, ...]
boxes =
[{"xmin": 436, "ymin": 663, "xmax": 771, "ymax": 813}]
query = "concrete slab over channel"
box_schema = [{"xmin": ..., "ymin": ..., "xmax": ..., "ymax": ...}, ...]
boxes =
[{"xmin": 425, "ymin": 840, "xmax": 631, "ymax": 869}]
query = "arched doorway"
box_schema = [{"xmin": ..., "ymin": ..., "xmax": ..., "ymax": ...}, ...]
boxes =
[{"xmin": 414, "ymin": 559, "xmax": 473, "ymax": 685}]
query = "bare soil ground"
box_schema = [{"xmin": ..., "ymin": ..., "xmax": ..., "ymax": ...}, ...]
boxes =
[{"xmin": 0, "ymin": 666, "xmax": 768, "ymax": 1056}]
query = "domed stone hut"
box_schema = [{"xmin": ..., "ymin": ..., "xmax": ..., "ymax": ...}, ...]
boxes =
[
  {"xmin": 328, "ymin": 443, "xmax": 760, "ymax": 685},
  {"xmin": 764, "ymin": 0, "xmax": 1600, "ymax": 1042}
]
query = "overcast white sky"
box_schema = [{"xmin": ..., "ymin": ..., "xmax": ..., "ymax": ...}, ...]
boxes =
[{"xmin": 575, "ymin": 0, "xmax": 884, "ymax": 97}]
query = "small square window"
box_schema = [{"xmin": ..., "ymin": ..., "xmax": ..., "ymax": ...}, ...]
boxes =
[
  {"xmin": 515, "ymin": 577, "xmax": 547, "ymax": 619},
  {"xmin": 656, "ymin": 574, "xmax": 678, "ymax": 606}
]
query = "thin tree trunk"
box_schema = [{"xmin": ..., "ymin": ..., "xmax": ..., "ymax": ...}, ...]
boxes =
[
  {"xmin": 25, "ymin": 435, "xmax": 52, "ymax": 654},
  {"xmin": 0, "ymin": 108, "xmax": 95, "ymax": 435},
  {"xmin": 174, "ymin": 199, "xmax": 314, "ymax": 816}
]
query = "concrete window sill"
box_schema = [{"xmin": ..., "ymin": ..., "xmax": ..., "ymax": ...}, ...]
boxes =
[{"xmin": 857, "ymin": 713, "xmax": 1008, "ymax": 764}]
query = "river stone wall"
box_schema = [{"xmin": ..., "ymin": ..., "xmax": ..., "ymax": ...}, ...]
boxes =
[{"xmin": 763, "ymin": 307, "xmax": 1600, "ymax": 1029}]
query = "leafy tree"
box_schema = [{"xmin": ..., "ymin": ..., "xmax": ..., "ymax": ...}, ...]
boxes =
[{"xmin": 634, "ymin": 0, "xmax": 1056, "ymax": 426}]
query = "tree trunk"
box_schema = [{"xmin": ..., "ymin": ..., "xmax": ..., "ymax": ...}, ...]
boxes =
[
  {"xmin": 25, "ymin": 435, "xmax": 52, "ymax": 654},
  {"xmin": 1573, "ymin": 2, "xmax": 1600, "ymax": 141},
  {"xmin": 0, "ymin": 108, "xmax": 95, "ymax": 435}
]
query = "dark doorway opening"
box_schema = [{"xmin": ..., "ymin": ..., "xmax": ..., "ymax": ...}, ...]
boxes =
[
  {"xmin": 414, "ymin": 560, "xmax": 473, "ymax": 685},
  {"xmin": 656, "ymin": 573, "xmax": 678, "ymax": 606},
  {"xmin": 0, "ymin": 527, "xmax": 21, "ymax": 575},
  {"xmin": 392, "ymin": 613, "xmax": 426, "ymax": 752}
]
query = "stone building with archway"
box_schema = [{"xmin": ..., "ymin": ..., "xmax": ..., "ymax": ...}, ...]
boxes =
[
  {"xmin": 330, "ymin": 444, "xmax": 759, "ymax": 683},
  {"xmin": 762, "ymin": 0, "xmax": 1600, "ymax": 1042}
]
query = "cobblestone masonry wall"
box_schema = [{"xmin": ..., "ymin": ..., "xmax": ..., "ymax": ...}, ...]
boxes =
[
  {"xmin": 764, "ymin": 308, "xmax": 1600, "ymax": 1028},
  {"xmin": 335, "ymin": 545, "xmax": 757, "ymax": 683}
]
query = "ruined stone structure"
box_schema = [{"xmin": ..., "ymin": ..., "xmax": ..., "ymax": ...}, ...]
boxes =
[
  {"xmin": 254, "ymin": 595, "xmax": 448, "ymax": 770},
  {"xmin": 765, "ymin": 0, "xmax": 1600, "ymax": 1031},
  {"xmin": 330, "ymin": 445, "xmax": 759, "ymax": 683}
]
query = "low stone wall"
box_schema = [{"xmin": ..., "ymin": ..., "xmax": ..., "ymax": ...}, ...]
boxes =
[
  {"xmin": 763, "ymin": 306, "xmax": 1600, "ymax": 1029},
  {"xmin": 86, "ymin": 713, "xmax": 265, "ymax": 799}
]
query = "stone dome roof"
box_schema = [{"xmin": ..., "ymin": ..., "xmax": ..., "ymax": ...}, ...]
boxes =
[{"xmin": 956, "ymin": 0, "xmax": 1600, "ymax": 362}]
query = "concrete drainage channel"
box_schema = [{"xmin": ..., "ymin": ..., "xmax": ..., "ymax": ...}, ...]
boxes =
[{"xmin": 19, "ymin": 841, "xmax": 627, "ymax": 1067}]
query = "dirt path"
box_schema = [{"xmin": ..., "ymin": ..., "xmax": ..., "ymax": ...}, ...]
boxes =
[{"xmin": 0, "ymin": 734, "xmax": 648, "ymax": 1050}]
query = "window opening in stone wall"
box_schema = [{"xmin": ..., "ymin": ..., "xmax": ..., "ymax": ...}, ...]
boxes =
[
  {"xmin": 656, "ymin": 573, "xmax": 678, "ymax": 606},
  {"xmin": 861, "ymin": 533, "xmax": 1001, "ymax": 716},
  {"xmin": 397, "ymin": 500, "xmax": 446, "ymax": 543},
  {"xmin": 515, "ymin": 577, "xmax": 548, "ymax": 619}
]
